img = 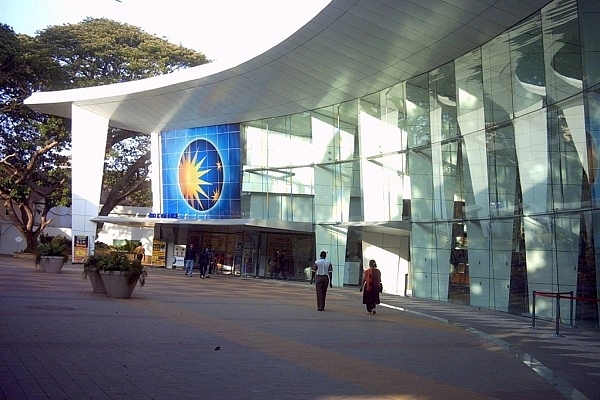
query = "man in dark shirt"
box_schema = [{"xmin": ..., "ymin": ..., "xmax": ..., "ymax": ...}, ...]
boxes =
[
  {"xmin": 198, "ymin": 248, "xmax": 210, "ymax": 279},
  {"xmin": 184, "ymin": 244, "xmax": 196, "ymax": 277}
]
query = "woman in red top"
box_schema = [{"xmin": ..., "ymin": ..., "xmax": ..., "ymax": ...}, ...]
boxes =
[{"xmin": 362, "ymin": 259, "xmax": 382, "ymax": 314}]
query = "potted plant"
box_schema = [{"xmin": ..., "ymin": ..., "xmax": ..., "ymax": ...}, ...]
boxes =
[
  {"xmin": 97, "ymin": 252, "xmax": 147, "ymax": 299},
  {"xmin": 82, "ymin": 253, "xmax": 107, "ymax": 294},
  {"xmin": 34, "ymin": 240, "xmax": 70, "ymax": 273}
]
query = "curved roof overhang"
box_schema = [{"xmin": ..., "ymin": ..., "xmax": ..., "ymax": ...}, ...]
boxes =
[{"xmin": 25, "ymin": 0, "xmax": 551, "ymax": 133}]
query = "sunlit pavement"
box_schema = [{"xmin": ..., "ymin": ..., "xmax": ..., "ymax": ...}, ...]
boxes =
[{"xmin": 1, "ymin": 255, "xmax": 598, "ymax": 400}]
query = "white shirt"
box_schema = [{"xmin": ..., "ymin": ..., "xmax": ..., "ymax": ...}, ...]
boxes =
[{"xmin": 314, "ymin": 258, "xmax": 332, "ymax": 275}]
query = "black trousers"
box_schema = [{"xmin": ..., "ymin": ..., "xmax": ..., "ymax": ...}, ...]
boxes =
[{"xmin": 315, "ymin": 275, "xmax": 329, "ymax": 310}]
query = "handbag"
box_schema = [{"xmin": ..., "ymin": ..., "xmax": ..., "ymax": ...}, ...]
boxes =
[{"xmin": 379, "ymin": 282, "xmax": 383, "ymax": 293}]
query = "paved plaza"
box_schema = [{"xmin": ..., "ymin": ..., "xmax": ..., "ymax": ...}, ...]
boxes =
[{"xmin": 1, "ymin": 254, "xmax": 599, "ymax": 399}]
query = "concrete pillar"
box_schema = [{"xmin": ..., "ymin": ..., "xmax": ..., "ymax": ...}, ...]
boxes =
[
  {"xmin": 150, "ymin": 131, "xmax": 162, "ymax": 214},
  {"xmin": 71, "ymin": 105, "xmax": 108, "ymax": 256}
]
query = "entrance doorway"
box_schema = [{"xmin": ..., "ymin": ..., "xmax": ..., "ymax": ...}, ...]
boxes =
[{"xmin": 186, "ymin": 230, "xmax": 315, "ymax": 280}]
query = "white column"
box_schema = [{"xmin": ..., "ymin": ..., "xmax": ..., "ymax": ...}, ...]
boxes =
[
  {"xmin": 71, "ymin": 105, "xmax": 108, "ymax": 255},
  {"xmin": 150, "ymin": 131, "xmax": 162, "ymax": 214},
  {"xmin": 312, "ymin": 115, "xmax": 353, "ymax": 285},
  {"xmin": 314, "ymin": 224, "xmax": 347, "ymax": 287}
]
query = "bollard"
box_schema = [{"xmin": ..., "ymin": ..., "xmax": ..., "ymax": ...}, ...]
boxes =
[
  {"xmin": 569, "ymin": 291, "xmax": 575, "ymax": 328},
  {"xmin": 531, "ymin": 291, "xmax": 537, "ymax": 330},
  {"xmin": 555, "ymin": 292, "xmax": 561, "ymax": 338}
]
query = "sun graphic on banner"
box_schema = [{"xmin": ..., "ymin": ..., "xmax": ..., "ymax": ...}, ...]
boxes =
[
  {"xmin": 178, "ymin": 139, "xmax": 224, "ymax": 211},
  {"xmin": 179, "ymin": 154, "xmax": 209, "ymax": 203}
]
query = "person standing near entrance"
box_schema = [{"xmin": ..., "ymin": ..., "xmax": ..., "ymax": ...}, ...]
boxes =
[
  {"xmin": 205, "ymin": 244, "xmax": 215, "ymax": 276},
  {"xmin": 312, "ymin": 251, "xmax": 333, "ymax": 311},
  {"xmin": 361, "ymin": 259, "xmax": 382, "ymax": 314},
  {"xmin": 184, "ymin": 244, "xmax": 196, "ymax": 277},
  {"xmin": 277, "ymin": 250, "xmax": 287, "ymax": 279}
]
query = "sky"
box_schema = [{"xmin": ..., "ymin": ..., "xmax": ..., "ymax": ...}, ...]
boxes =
[{"xmin": 0, "ymin": 0, "xmax": 330, "ymax": 65}]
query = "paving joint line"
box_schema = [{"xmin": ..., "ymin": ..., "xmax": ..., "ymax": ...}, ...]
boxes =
[{"xmin": 380, "ymin": 302, "xmax": 589, "ymax": 400}]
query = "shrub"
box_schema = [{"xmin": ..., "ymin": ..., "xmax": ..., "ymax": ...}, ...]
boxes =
[
  {"xmin": 92, "ymin": 252, "xmax": 147, "ymax": 286},
  {"xmin": 34, "ymin": 241, "xmax": 69, "ymax": 264}
]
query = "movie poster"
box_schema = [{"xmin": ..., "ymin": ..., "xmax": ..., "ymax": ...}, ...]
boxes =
[{"xmin": 73, "ymin": 235, "xmax": 89, "ymax": 263}]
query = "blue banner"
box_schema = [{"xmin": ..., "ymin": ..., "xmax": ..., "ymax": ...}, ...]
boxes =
[{"xmin": 161, "ymin": 124, "xmax": 241, "ymax": 219}]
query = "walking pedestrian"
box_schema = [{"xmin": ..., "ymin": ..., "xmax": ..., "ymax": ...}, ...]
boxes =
[
  {"xmin": 268, "ymin": 258, "xmax": 277, "ymax": 279},
  {"xmin": 361, "ymin": 259, "xmax": 382, "ymax": 314},
  {"xmin": 205, "ymin": 244, "xmax": 215, "ymax": 276},
  {"xmin": 198, "ymin": 247, "xmax": 209, "ymax": 278},
  {"xmin": 134, "ymin": 242, "xmax": 145, "ymax": 261},
  {"xmin": 312, "ymin": 251, "xmax": 332, "ymax": 311},
  {"xmin": 278, "ymin": 250, "xmax": 287, "ymax": 279},
  {"xmin": 184, "ymin": 244, "xmax": 196, "ymax": 277}
]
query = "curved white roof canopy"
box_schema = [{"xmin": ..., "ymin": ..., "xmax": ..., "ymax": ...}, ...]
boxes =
[{"xmin": 25, "ymin": 0, "xmax": 551, "ymax": 133}]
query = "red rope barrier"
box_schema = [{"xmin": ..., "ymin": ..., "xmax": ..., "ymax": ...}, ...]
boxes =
[
  {"xmin": 534, "ymin": 291, "xmax": 600, "ymax": 303},
  {"xmin": 532, "ymin": 290, "xmax": 599, "ymax": 336}
]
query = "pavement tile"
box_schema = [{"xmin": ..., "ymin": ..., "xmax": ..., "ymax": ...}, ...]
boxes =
[{"xmin": 0, "ymin": 255, "xmax": 598, "ymax": 400}]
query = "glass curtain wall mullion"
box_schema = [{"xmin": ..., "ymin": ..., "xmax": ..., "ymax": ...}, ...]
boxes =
[
  {"xmin": 239, "ymin": 0, "xmax": 599, "ymax": 323},
  {"xmin": 585, "ymin": 3, "xmax": 600, "ymax": 323}
]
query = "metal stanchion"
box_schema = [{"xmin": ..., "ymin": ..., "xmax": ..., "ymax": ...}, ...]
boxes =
[
  {"xmin": 531, "ymin": 291, "xmax": 537, "ymax": 330},
  {"xmin": 568, "ymin": 291, "xmax": 575, "ymax": 328},
  {"xmin": 555, "ymin": 292, "xmax": 561, "ymax": 338}
]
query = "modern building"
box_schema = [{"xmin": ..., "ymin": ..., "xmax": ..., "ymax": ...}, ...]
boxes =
[{"xmin": 25, "ymin": 0, "xmax": 600, "ymax": 327}]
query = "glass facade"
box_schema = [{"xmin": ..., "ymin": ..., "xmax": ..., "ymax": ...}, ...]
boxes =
[{"xmin": 235, "ymin": 0, "xmax": 600, "ymax": 326}]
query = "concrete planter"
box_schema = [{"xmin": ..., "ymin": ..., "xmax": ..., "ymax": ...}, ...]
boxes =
[
  {"xmin": 13, "ymin": 252, "xmax": 36, "ymax": 260},
  {"xmin": 99, "ymin": 270, "xmax": 140, "ymax": 299},
  {"xmin": 85, "ymin": 268, "xmax": 107, "ymax": 294},
  {"xmin": 38, "ymin": 256, "xmax": 66, "ymax": 273}
]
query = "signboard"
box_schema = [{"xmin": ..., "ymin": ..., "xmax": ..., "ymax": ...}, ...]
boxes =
[
  {"xmin": 152, "ymin": 240, "xmax": 166, "ymax": 267},
  {"xmin": 161, "ymin": 123, "xmax": 241, "ymax": 219},
  {"xmin": 73, "ymin": 235, "xmax": 89, "ymax": 264}
]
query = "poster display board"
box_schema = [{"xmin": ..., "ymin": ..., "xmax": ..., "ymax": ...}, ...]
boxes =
[
  {"xmin": 152, "ymin": 240, "xmax": 166, "ymax": 267},
  {"xmin": 73, "ymin": 235, "xmax": 89, "ymax": 263}
]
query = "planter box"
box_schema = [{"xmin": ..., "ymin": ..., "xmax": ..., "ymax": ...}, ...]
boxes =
[
  {"xmin": 85, "ymin": 268, "xmax": 107, "ymax": 294},
  {"xmin": 13, "ymin": 252, "xmax": 36, "ymax": 260},
  {"xmin": 38, "ymin": 256, "xmax": 65, "ymax": 273},
  {"xmin": 99, "ymin": 271, "xmax": 140, "ymax": 299}
]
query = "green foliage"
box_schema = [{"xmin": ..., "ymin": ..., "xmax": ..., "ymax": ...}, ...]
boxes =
[
  {"xmin": 0, "ymin": 18, "xmax": 209, "ymax": 247},
  {"xmin": 1, "ymin": 24, "xmax": 71, "ymax": 251},
  {"xmin": 36, "ymin": 18, "xmax": 208, "ymax": 88},
  {"xmin": 81, "ymin": 252, "xmax": 103, "ymax": 280},
  {"xmin": 83, "ymin": 253, "xmax": 103, "ymax": 269},
  {"xmin": 100, "ymin": 130, "xmax": 152, "ymax": 208},
  {"xmin": 111, "ymin": 239, "xmax": 137, "ymax": 253},
  {"xmin": 34, "ymin": 18, "xmax": 208, "ymax": 224},
  {"xmin": 85, "ymin": 252, "xmax": 147, "ymax": 286},
  {"xmin": 39, "ymin": 233, "xmax": 70, "ymax": 247},
  {"xmin": 34, "ymin": 238, "xmax": 69, "ymax": 264}
]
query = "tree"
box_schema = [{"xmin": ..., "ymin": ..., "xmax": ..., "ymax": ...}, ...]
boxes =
[
  {"xmin": 99, "ymin": 130, "xmax": 152, "ymax": 214},
  {"xmin": 35, "ymin": 18, "xmax": 209, "ymax": 233},
  {"xmin": 36, "ymin": 18, "xmax": 208, "ymax": 87},
  {"xmin": 0, "ymin": 19, "xmax": 209, "ymax": 248},
  {"xmin": 0, "ymin": 24, "xmax": 71, "ymax": 251}
]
